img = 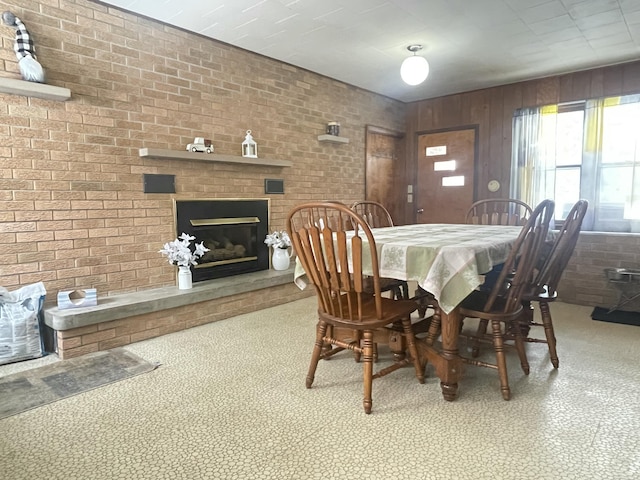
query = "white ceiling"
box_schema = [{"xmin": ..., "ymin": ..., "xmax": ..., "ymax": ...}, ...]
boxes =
[{"xmin": 99, "ymin": 0, "xmax": 640, "ymax": 103}]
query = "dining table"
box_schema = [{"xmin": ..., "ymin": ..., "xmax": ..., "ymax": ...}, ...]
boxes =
[{"xmin": 293, "ymin": 222, "xmax": 524, "ymax": 401}]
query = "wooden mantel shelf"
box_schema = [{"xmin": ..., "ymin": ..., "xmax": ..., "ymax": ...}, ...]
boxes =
[
  {"xmin": 139, "ymin": 148, "xmax": 292, "ymax": 167},
  {"xmin": 0, "ymin": 77, "xmax": 71, "ymax": 101}
]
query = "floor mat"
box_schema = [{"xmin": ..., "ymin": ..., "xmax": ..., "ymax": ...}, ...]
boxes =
[
  {"xmin": 0, "ymin": 348, "xmax": 158, "ymax": 419},
  {"xmin": 591, "ymin": 307, "xmax": 640, "ymax": 327}
]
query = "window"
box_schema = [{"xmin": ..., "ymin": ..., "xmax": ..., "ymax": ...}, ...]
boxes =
[{"xmin": 510, "ymin": 94, "xmax": 640, "ymax": 232}]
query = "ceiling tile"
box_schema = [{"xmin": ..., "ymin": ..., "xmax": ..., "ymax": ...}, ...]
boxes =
[{"xmin": 517, "ymin": 1, "xmax": 569, "ymax": 23}]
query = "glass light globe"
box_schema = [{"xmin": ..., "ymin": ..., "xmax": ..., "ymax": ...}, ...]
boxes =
[{"xmin": 401, "ymin": 55, "xmax": 429, "ymax": 86}]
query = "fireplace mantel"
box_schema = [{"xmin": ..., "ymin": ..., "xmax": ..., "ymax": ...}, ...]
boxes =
[{"xmin": 139, "ymin": 148, "xmax": 292, "ymax": 167}]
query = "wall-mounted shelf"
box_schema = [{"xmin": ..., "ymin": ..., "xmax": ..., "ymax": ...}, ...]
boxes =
[
  {"xmin": 317, "ymin": 134, "xmax": 349, "ymax": 144},
  {"xmin": 139, "ymin": 148, "xmax": 292, "ymax": 167},
  {"xmin": 0, "ymin": 77, "xmax": 71, "ymax": 101}
]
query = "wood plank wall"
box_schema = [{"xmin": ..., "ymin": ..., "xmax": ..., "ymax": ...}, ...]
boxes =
[{"xmin": 403, "ymin": 60, "xmax": 640, "ymax": 224}]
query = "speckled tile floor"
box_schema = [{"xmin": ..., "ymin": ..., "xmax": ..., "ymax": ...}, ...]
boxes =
[{"xmin": 1, "ymin": 297, "xmax": 639, "ymax": 479}]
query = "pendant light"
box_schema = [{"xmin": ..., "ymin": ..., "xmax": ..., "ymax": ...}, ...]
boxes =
[{"xmin": 400, "ymin": 45, "xmax": 429, "ymax": 86}]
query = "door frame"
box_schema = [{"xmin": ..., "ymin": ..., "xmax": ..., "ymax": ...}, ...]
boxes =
[{"xmin": 412, "ymin": 124, "xmax": 480, "ymax": 223}]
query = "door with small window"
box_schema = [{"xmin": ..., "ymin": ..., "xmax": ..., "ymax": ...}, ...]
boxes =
[{"xmin": 415, "ymin": 128, "xmax": 476, "ymax": 224}]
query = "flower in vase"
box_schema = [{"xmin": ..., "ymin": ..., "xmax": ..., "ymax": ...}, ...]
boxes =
[
  {"xmin": 264, "ymin": 230, "xmax": 291, "ymax": 249},
  {"xmin": 159, "ymin": 232, "xmax": 210, "ymax": 267}
]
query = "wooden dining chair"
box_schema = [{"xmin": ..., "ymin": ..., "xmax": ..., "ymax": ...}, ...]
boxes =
[
  {"xmin": 515, "ymin": 199, "xmax": 589, "ymax": 368},
  {"xmin": 351, "ymin": 201, "xmax": 409, "ymax": 301},
  {"xmin": 456, "ymin": 199, "xmax": 555, "ymax": 400},
  {"xmin": 466, "ymin": 199, "xmax": 533, "ymax": 226},
  {"xmin": 287, "ymin": 201, "xmax": 425, "ymax": 414}
]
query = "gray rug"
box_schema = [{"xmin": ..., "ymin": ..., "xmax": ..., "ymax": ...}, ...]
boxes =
[{"xmin": 0, "ymin": 348, "xmax": 158, "ymax": 419}]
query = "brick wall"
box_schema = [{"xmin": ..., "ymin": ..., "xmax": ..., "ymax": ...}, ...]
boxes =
[
  {"xmin": 561, "ymin": 233, "xmax": 640, "ymax": 311},
  {"xmin": 0, "ymin": 0, "xmax": 406, "ymax": 301}
]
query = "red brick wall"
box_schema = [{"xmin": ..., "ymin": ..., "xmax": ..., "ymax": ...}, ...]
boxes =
[{"xmin": 0, "ymin": 0, "xmax": 406, "ymax": 302}]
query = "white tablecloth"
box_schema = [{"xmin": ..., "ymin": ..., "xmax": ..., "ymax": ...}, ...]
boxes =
[{"xmin": 294, "ymin": 223, "xmax": 522, "ymax": 314}]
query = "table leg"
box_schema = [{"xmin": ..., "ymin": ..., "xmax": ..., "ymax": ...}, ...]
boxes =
[{"xmin": 437, "ymin": 307, "xmax": 463, "ymax": 401}]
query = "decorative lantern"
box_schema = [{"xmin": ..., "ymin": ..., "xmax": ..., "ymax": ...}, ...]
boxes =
[{"xmin": 241, "ymin": 130, "xmax": 258, "ymax": 158}]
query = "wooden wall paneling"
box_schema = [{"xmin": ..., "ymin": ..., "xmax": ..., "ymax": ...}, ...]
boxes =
[
  {"xmin": 432, "ymin": 97, "xmax": 445, "ymax": 128},
  {"xmin": 442, "ymin": 93, "xmax": 463, "ymax": 127},
  {"xmin": 468, "ymin": 90, "xmax": 492, "ymax": 199},
  {"xmin": 568, "ymin": 71, "xmax": 593, "ymax": 102},
  {"xmin": 416, "ymin": 102, "xmax": 433, "ymax": 131},
  {"xmin": 536, "ymin": 76, "xmax": 560, "ymax": 105},
  {"xmin": 622, "ymin": 62, "xmax": 640, "ymax": 95},
  {"xmin": 590, "ymin": 68, "xmax": 605, "ymax": 99},
  {"xmin": 521, "ymin": 80, "xmax": 539, "ymax": 107},
  {"xmin": 466, "ymin": 90, "xmax": 490, "ymax": 126},
  {"xmin": 559, "ymin": 74, "xmax": 574, "ymax": 102},
  {"xmin": 486, "ymin": 87, "xmax": 505, "ymax": 198},
  {"xmin": 603, "ymin": 64, "xmax": 624, "ymax": 96}
]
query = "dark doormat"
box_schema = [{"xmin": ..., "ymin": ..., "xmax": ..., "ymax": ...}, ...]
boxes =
[
  {"xmin": 591, "ymin": 307, "xmax": 640, "ymax": 327},
  {"xmin": 0, "ymin": 348, "xmax": 159, "ymax": 419}
]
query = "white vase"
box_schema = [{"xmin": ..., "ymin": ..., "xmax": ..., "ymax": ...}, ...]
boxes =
[
  {"xmin": 271, "ymin": 248, "xmax": 291, "ymax": 271},
  {"xmin": 178, "ymin": 266, "xmax": 193, "ymax": 289}
]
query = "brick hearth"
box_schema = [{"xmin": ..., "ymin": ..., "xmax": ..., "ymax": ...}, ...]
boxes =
[{"xmin": 44, "ymin": 268, "xmax": 312, "ymax": 359}]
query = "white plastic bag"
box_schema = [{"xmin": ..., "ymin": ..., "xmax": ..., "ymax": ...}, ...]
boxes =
[{"xmin": 0, "ymin": 282, "xmax": 47, "ymax": 365}]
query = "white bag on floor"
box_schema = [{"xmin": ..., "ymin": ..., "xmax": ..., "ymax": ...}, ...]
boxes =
[{"xmin": 0, "ymin": 282, "xmax": 47, "ymax": 365}]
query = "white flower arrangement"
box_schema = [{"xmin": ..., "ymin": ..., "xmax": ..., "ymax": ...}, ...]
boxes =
[
  {"xmin": 264, "ymin": 230, "xmax": 291, "ymax": 249},
  {"xmin": 159, "ymin": 232, "xmax": 210, "ymax": 267}
]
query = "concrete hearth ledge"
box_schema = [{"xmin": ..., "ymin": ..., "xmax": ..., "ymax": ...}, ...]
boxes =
[{"xmin": 44, "ymin": 267, "xmax": 295, "ymax": 331}]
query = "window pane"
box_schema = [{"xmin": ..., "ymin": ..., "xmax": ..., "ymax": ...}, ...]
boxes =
[
  {"xmin": 554, "ymin": 168, "xmax": 580, "ymax": 219},
  {"xmin": 599, "ymin": 166, "xmax": 633, "ymax": 218},
  {"xmin": 602, "ymin": 102, "xmax": 640, "ymax": 165},
  {"xmin": 555, "ymin": 110, "xmax": 584, "ymax": 167}
]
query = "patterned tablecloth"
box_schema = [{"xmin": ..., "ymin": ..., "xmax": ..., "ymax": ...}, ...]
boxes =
[{"xmin": 294, "ymin": 223, "xmax": 523, "ymax": 314}]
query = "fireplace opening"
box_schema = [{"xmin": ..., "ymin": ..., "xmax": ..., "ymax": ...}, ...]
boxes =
[{"xmin": 174, "ymin": 199, "xmax": 269, "ymax": 282}]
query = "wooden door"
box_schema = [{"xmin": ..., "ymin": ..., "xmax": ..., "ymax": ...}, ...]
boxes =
[
  {"xmin": 415, "ymin": 128, "xmax": 476, "ymax": 224},
  {"xmin": 365, "ymin": 126, "xmax": 405, "ymax": 224}
]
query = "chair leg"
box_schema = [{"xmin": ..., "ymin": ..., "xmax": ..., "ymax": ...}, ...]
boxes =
[
  {"xmin": 401, "ymin": 317, "xmax": 425, "ymax": 384},
  {"xmin": 512, "ymin": 320, "xmax": 530, "ymax": 375},
  {"xmin": 425, "ymin": 307, "xmax": 441, "ymax": 346},
  {"xmin": 353, "ymin": 329, "xmax": 362, "ymax": 362},
  {"xmin": 539, "ymin": 301, "xmax": 559, "ymax": 368},
  {"xmin": 520, "ymin": 300, "xmax": 534, "ymax": 336},
  {"xmin": 490, "ymin": 319, "xmax": 511, "ymax": 400},
  {"xmin": 307, "ymin": 321, "xmax": 327, "ymax": 388},
  {"xmin": 414, "ymin": 287, "xmax": 428, "ymax": 318},
  {"xmin": 472, "ymin": 318, "xmax": 489, "ymax": 357},
  {"xmin": 362, "ymin": 330, "xmax": 374, "ymax": 414}
]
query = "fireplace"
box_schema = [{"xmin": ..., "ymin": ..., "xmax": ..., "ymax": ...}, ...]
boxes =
[{"xmin": 174, "ymin": 199, "xmax": 270, "ymax": 282}]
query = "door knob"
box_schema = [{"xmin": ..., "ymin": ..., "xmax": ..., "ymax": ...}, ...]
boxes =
[{"xmin": 416, "ymin": 208, "xmax": 424, "ymax": 214}]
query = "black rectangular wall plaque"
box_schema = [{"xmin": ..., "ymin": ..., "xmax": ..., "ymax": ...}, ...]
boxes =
[
  {"xmin": 144, "ymin": 174, "xmax": 176, "ymax": 193},
  {"xmin": 264, "ymin": 178, "xmax": 284, "ymax": 194}
]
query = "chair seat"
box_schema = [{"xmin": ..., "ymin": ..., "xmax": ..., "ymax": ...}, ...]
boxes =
[
  {"xmin": 460, "ymin": 290, "xmax": 524, "ymax": 323},
  {"xmin": 320, "ymin": 294, "xmax": 417, "ymax": 330}
]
